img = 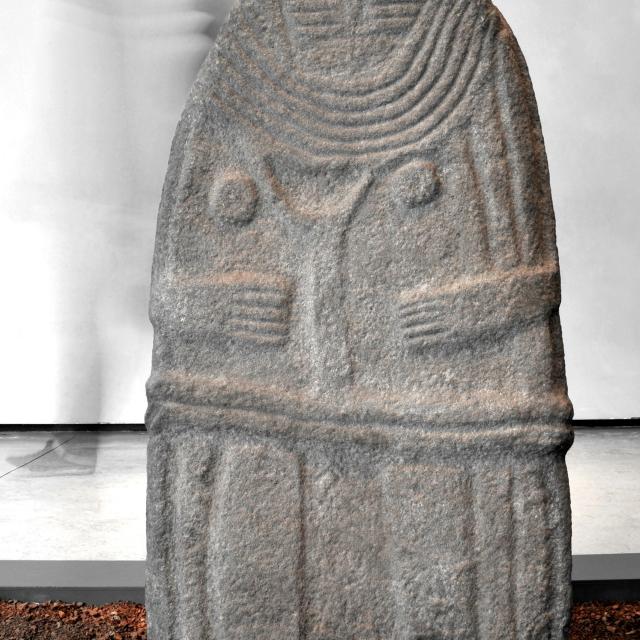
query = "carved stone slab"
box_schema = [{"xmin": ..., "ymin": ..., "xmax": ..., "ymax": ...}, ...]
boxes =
[{"xmin": 146, "ymin": 1, "xmax": 574, "ymax": 638}]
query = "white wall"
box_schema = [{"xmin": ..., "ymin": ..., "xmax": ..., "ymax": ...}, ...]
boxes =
[
  {"xmin": 498, "ymin": 1, "xmax": 640, "ymax": 419},
  {"xmin": 0, "ymin": 0, "xmax": 235, "ymax": 423},
  {"xmin": 0, "ymin": 0, "xmax": 638, "ymax": 422}
]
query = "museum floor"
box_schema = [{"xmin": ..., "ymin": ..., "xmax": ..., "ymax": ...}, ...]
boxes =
[
  {"xmin": 0, "ymin": 599, "xmax": 637, "ymax": 639},
  {"xmin": 0, "ymin": 428, "xmax": 638, "ymax": 561}
]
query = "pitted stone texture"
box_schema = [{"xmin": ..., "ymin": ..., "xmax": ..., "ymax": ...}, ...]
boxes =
[{"xmin": 146, "ymin": 1, "xmax": 574, "ymax": 638}]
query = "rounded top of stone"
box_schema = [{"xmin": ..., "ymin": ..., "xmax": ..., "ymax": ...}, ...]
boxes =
[{"xmin": 195, "ymin": 0, "xmax": 506, "ymax": 160}]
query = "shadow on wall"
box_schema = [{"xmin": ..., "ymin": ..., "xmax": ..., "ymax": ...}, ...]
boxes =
[{"xmin": 0, "ymin": 0, "xmax": 236, "ymax": 425}]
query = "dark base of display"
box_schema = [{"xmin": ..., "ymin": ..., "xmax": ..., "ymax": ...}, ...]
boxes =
[{"xmin": 1, "ymin": 582, "xmax": 639, "ymax": 607}]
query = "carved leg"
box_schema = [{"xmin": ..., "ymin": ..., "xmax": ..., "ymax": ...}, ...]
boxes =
[
  {"xmin": 211, "ymin": 441, "xmax": 303, "ymax": 640},
  {"xmin": 473, "ymin": 462, "xmax": 517, "ymax": 639},
  {"xmin": 384, "ymin": 462, "xmax": 477, "ymax": 639},
  {"xmin": 147, "ymin": 431, "xmax": 219, "ymax": 640},
  {"xmin": 303, "ymin": 449, "xmax": 393, "ymax": 639}
]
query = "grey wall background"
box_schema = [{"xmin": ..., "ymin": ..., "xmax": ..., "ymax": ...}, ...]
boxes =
[{"xmin": 0, "ymin": 0, "xmax": 638, "ymax": 423}]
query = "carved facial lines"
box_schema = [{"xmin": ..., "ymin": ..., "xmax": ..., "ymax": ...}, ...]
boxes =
[{"xmin": 208, "ymin": 156, "xmax": 443, "ymax": 228}]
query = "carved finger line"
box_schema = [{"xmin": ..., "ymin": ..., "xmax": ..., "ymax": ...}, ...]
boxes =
[
  {"xmin": 400, "ymin": 315, "xmax": 444, "ymax": 331},
  {"xmin": 231, "ymin": 291, "xmax": 290, "ymax": 307},
  {"xmin": 230, "ymin": 305, "xmax": 290, "ymax": 323},
  {"xmin": 229, "ymin": 319, "xmax": 289, "ymax": 337},
  {"xmin": 398, "ymin": 299, "xmax": 441, "ymax": 314},
  {"xmin": 229, "ymin": 330, "xmax": 289, "ymax": 347},
  {"xmin": 405, "ymin": 326, "xmax": 447, "ymax": 341}
]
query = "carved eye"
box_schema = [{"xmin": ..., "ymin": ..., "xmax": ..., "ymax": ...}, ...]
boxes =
[
  {"xmin": 390, "ymin": 160, "xmax": 441, "ymax": 210},
  {"xmin": 210, "ymin": 170, "xmax": 258, "ymax": 225}
]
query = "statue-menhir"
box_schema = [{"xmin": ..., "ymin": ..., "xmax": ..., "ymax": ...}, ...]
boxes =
[{"xmin": 146, "ymin": 1, "xmax": 574, "ymax": 637}]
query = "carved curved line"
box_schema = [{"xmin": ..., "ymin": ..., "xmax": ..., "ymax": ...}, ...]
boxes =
[
  {"xmin": 399, "ymin": 295, "xmax": 440, "ymax": 308},
  {"xmin": 293, "ymin": 22, "xmax": 343, "ymax": 33},
  {"xmin": 213, "ymin": 18, "xmax": 484, "ymax": 150},
  {"xmin": 265, "ymin": 162, "xmax": 374, "ymax": 222},
  {"xmin": 223, "ymin": 0, "xmax": 476, "ymax": 129},
  {"xmin": 288, "ymin": 6, "xmax": 339, "ymax": 15},
  {"xmin": 284, "ymin": 0, "xmax": 456, "ymax": 97},
  {"xmin": 235, "ymin": 0, "xmax": 456, "ymax": 101},
  {"xmin": 209, "ymin": 15, "xmax": 494, "ymax": 157},
  {"xmin": 154, "ymin": 116, "xmax": 205, "ymax": 275},
  {"xmin": 276, "ymin": 0, "xmax": 444, "ymax": 95},
  {"xmin": 245, "ymin": 0, "xmax": 462, "ymax": 105},
  {"xmin": 370, "ymin": 3, "xmax": 422, "ymax": 16},
  {"xmin": 207, "ymin": 21, "xmax": 493, "ymax": 161},
  {"xmin": 222, "ymin": 5, "xmax": 481, "ymax": 141},
  {"xmin": 204, "ymin": 35, "xmax": 491, "ymax": 163},
  {"xmin": 362, "ymin": 16, "xmax": 415, "ymax": 29}
]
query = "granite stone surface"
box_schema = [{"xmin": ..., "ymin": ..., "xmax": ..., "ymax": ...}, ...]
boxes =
[{"xmin": 146, "ymin": 0, "xmax": 574, "ymax": 637}]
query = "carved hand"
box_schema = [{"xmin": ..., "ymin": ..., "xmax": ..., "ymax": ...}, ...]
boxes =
[{"xmin": 398, "ymin": 265, "xmax": 560, "ymax": 351}]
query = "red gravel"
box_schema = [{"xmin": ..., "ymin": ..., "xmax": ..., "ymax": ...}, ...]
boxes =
[
  {"xmin": 0, "ymin": 600, "xmax": 146, "ymax": 640},
  {"xmin": 570, "ymin": 601, "xmax": 640, "ymax": 639},
  {"xmin": 0, "ymin": 599, "xmax": 638, "ymax": 639}
]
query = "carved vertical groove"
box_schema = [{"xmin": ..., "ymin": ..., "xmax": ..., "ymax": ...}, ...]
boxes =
[
  {"xmin": 463, "ymin": 133, "xmax": 492, "ymax": 272},
  {"xmin": 513, "ymin": 459, "xmax": 554, "ymax": 639},
  {"xmin": 547, "ymin": 454, "xmax": 573, "ymax": 638},
  {"xmin": 304, "ymin": 223, "xmax": 354, "ymax": 393},
  {"xmin": 470, "ymin": 84, "xmax": 519, "ymax": 271},
  {"xmin": 297, "ymin": 456, "xmax": 308, "ymax": 640},
  {"xmin": 146, "ymin": 433, "xmax": 173, "ymax": 640},
  {"xmin": 492, "ymin": 81, "xmax": 522, "ymax": 268},
  {"xmin": 467, "ymin": 470, "xmax": 480, "ymax": 637},
  {"xmin": 473, "ymin": 462, "xmax": 515, "ymax": 639},
  {"xmin": 174, "ymin": 435, "xmax": 217, "ymax": 640},
  {"xmin": 208, "ymin": 447, "xmax": 228, "ymax": 640},
  {"xmin": 495, "ymin": 35, "xmax": 545, "ymax": 268}
]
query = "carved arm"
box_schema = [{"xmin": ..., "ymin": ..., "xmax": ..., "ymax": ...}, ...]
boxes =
[
  {"xmin": 398, "ymin": 265, "xmax": 560, "ymax": 351},
  {"xmin": 151, "ymin": 271, "xmax": 292, "ymax": 347}
]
